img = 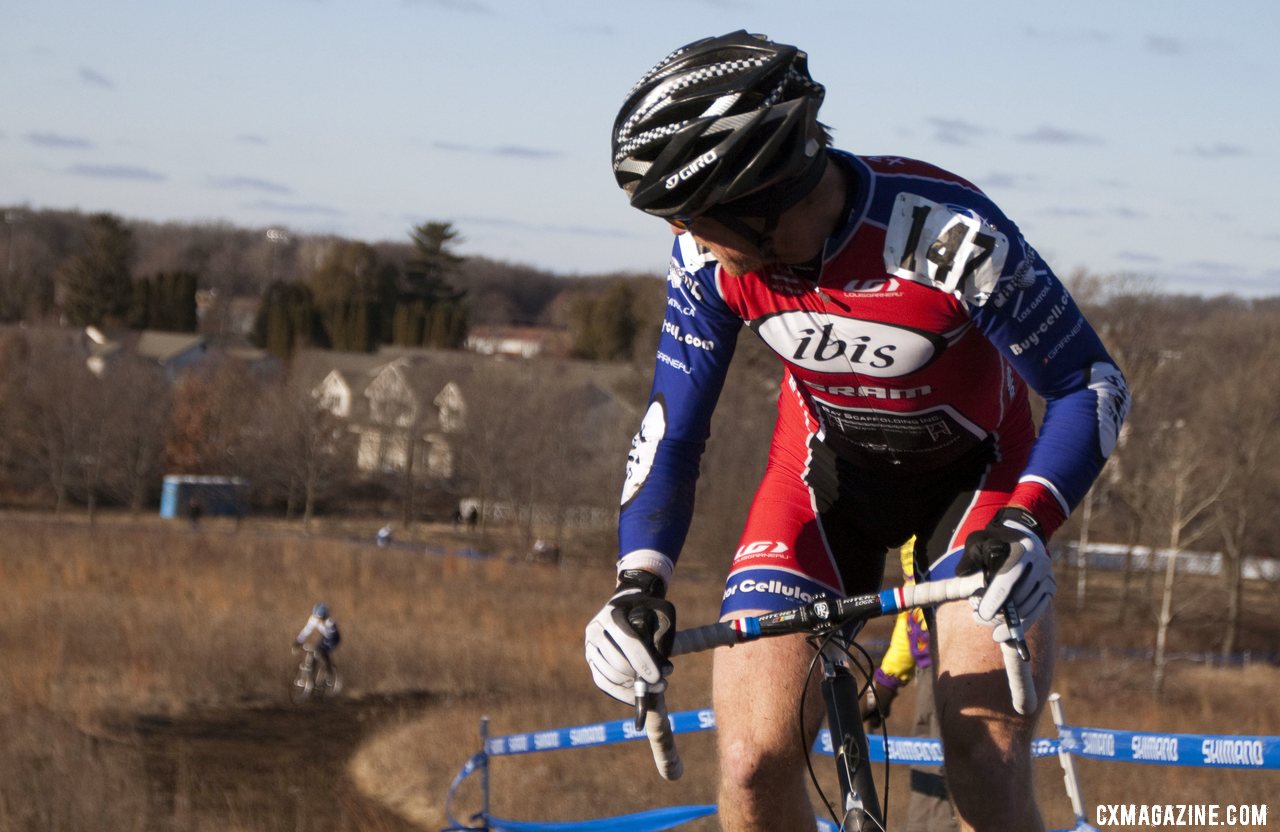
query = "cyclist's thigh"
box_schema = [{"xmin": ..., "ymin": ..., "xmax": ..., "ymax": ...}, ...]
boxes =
[
  {"xmin": 712, "ymin": 630, "xmax": 826, "ymax": 764},
  {"xmin": 932, "ymin": 599, "xmax": 1054, "ymax": 724}
]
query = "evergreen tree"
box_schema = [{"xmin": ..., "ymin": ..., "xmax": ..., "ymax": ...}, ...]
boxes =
[
  {"xmin": 61, "ymin": 213, "xmax": 134, "ymax": 326},
  {"xmin": 253, "ymin": 280, "xmax": 319, "ymax": 358},
  {"xmin": 127, "ymin": 271, "xmax": 199, "ymax": 331},
  {"xmin": 310, "ymin": 241, "xmax": 395, "ymax": 352},
  {"xmin": 394, "ymin": 221, "xmax": 468, "ymax": 348},
  {"xmin": 569, "ymin": 281, "xmax": 637, "ymax": 361}
]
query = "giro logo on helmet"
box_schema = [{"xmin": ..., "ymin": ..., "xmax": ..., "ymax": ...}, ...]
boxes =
[{"xmin": 665, "ymin": 150, "xmax": 718, "ymax": 190}]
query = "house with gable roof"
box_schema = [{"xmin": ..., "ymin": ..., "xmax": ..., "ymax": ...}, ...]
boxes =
[{"xmin": 293, "ymin": 346, "xmax": 642, "ymax": 495}]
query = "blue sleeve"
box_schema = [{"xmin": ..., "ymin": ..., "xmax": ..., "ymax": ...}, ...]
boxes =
[
  {"xmin": 616, "ymin": 235, "xmax": 744, "ymax": 580},
  {"xmin": 967, "ymin": 227, "xmax": 1130, "ymax": 521}
]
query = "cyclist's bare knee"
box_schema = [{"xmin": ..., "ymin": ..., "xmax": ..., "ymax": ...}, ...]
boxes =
[
  {"xmin": 931, "ymin": 601, "xmax": 1053, "ymax": 830},
  {"xmin": 712, "ymin": 626, "xmax": 822, "ymax": 828}
]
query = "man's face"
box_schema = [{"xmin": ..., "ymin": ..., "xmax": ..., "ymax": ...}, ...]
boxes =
[
  {"xmin": 669, "ymin": 215, "xmax": 773, "ymax": 277},
  {"xmin": 668, "ymin": 174, "xmax": 837, "ymax": 276}
]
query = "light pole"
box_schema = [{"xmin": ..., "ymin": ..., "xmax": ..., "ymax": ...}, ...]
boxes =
[
  {"xmin": 4, "ymin": 209, "xmax": 22, "ymax": 277},
  {"xmin": 266, "ymin": 227, "xmax": 289, "ymax": 282}
]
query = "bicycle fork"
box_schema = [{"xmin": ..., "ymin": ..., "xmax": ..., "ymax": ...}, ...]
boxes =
[{"xmin": 821, "ymin": 650, "xmax": 883, "ymax": 832}]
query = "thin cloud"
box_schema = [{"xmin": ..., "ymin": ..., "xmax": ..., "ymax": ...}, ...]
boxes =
[
  {"xmin": 68, "ymin": 163, "xmax": 165, "ymax": 182},
  {"xmin": 665, "ymin": 0, "xmax": 755, "ymax": 7},
  {"xmin": 236, "ymin": 134, "xmax": 269, "ymax": 146},
  {"xmin": 78, "ymin": 66, "xmax": 115, "ymax": 89},
  {"xmin": 404, "ymin": 0, "xmax": 494, "ymax": 13},
  {"xmin": 208, "ymin": 176, "xmax": 294, "ymax": 195},
  {"xmin": 451, "ymin": 214, "xmax": 636, "ymax": 239},
  {"xmin": 1185, "ymin": 143, "xmax": 1249, "ymax": 159},
  {"xmin": 978, "ymin": 171, "xmax": 1037, "ymax": 190},
  {"xmin": 244, "ymin": 199, "xmax": 343, "ymax": 217},
  {"xmin": 1146, "ymin": 35, "xmax": 1189, "ymax": 56},
  {"xmin": 1017, "ymin": 125, "xmax": 1104, "ymax": 145},
  {"xmin": 1111, "ymin": 206, "xmax": 1146, "ymax": 219},
  {"xmin": 1040, "ymin": 206, "xmax": 1096, "ymax": 218},
  {"xmin": 1186, "ymin": 259, "xmax": 1244, "ymax": 273},
  {"xmin": 433, "ymin": 140, "xmax": 561, "ymax": 159},
  {"xmin": 26, "ymin": 131, "xmax": 94, "ymax": 149},
  {"xmin": 1117, "ymin": 251, "xmax": 1161, "ymax": 264},
  {"xmin": 926, "ymin": 117, "xmax": 987, "ymax": 146},
  {"xmin": 1024, "ymin": 26, "xmax": 1111, "ymax": 44}
]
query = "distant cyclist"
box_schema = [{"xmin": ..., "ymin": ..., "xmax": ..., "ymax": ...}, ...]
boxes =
[
  {"xmin": 295, "ymin": 602, "xmax": 341, "ymax": 677},
  {"xmin": 585, "ymin": 31, "xmax": 1129, "ymax": 831}
]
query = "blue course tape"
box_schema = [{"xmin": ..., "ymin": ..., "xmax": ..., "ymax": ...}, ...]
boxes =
[
  {"xmin": 1058, "ymin": 725, "xmax": 1280, "ymax": 769},
  {"xmin": 487, "ymin": 806, "xmax": 717, "ymax": 831},
  {"xmin": 485, "ymin": 710, "xmax": 717, "ymax": 757},
  {"xmin": 446, "ymin": 711, "xmax": 1280, "ymax": 831}
]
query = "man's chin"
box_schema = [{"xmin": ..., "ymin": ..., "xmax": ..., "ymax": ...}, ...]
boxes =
[{"xmin": 718, "ymin": 255, "xmax": 767, "ymax": 277}]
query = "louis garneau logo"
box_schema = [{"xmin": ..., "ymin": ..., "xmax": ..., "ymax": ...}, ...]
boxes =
[
  {"xmin": 733, "ymin": 540, "xmax": 790, "ymax": 561},
  {"xmin": 842, "ymin": 277, "xmax": 903, "ymax": 295}
]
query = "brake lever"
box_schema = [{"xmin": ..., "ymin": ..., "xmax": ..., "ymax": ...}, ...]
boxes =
[
  {"xmin": 634, "ymin": 680, "xmax": 655, "ymax": 730},
  {"xmin": 1002, "ymin": 602, "xmax": 1031, "ymax": 661}
]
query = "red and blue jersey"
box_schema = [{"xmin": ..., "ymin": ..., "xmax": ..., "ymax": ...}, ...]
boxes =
[{"xmin": 616, "ymin": 150, "xmax": 1129, "ymax": 585}]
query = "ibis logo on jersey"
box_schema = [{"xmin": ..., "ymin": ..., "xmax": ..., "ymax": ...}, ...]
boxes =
[
  {"xmin": 665, "ymin": 150, "xmax": 717, "ymax": 190},
  {"xmin": 752, "ymin": 312, "xmax": 942, "ymax": 377}
]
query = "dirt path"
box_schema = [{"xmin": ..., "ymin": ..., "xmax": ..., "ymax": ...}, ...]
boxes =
[{"xmin": 107, "ymin": 691, "xmax": 436, "ymax": 832}]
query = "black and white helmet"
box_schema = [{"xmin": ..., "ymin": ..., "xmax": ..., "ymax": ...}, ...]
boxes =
[{"xmin": 612, "ymin": 31, "xmax": 827, "ymax": 221}]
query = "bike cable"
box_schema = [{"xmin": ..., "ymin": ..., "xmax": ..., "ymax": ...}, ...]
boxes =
[{"xmin": 798, "ymin": 628, "xmax": 890, "ymax": 832}]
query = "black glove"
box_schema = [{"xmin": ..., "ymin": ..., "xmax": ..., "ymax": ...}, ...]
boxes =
[
  {"xmin": 957, "ymin": 507, "xmax": 1055, "ymax": 641},
  {"xmin": 584, "ymin": 570, "xmax": 676, "ymax": 703}
]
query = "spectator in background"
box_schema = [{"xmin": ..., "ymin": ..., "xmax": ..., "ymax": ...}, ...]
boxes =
[{"xmin": 862, "ymin": 538, "xmax": 959, "ymax": 832}]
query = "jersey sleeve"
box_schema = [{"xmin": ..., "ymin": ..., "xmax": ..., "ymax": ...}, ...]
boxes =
[
  {"xmin": 616, "ymin": 235, "xmax": 744, "ymax": 583},
  {"xmin": 296, "ymin": 616, "xmax": 319, "ymax": 643},
  {"xmin": 964, "ymin": 214, "xmax": 1130, "ymax": 536}
]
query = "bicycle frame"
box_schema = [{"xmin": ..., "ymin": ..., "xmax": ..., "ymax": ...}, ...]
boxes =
[{"xmin": 820, "ymin": 641, "xmax": 883, "ymax": 830}]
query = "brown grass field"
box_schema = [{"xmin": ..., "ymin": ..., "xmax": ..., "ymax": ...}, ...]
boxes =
[{"xmin": 1, "ymin": 513, "xmax": 1277, "ymax": 831}]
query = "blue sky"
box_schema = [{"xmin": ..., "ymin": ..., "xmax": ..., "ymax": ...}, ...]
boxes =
[{"xmin": 2, "ymin": 0, "xmax": 1277, "ymax": 296}]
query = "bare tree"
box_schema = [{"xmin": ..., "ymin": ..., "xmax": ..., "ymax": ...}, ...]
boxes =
[
  {"xmin": 5, "ymin": 344, "xmax": 105, "ymax": 515},
  {"xmin": 165, "ymin": 357, "xmax": 266, "ymax": 476},
  {"xmin": 99, "ymin": 358, "xmax": 174, "ymax": 513},
  {"xmin": 1149, "ymin": 419, "xmax": 1229, "ymax": 695},
  {"xmin": 1199, "ymin": 311, "xmax": 1280, "ymax": 655},
  {"xmin": 240, "ymin": 380, "xmax": 351, "ymax": 527}
]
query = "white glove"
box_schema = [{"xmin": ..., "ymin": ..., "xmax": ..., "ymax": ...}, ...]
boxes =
[
  {"xmin": 584, "ymin": 571, "xmax": 675, "ymax": 704},
  {"xmin": 958, "ymin": 508, "xmax": 1056, "ymax": 642}
]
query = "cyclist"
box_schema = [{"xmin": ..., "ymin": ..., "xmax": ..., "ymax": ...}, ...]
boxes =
[
  {"xmin": 295, "ymin": 602, "xmax": 341, "ymax": 678},
  {"xmin": 861, "ymin": 539, "xmax": 959, "ymax": 832},
  {"xmin": 585, "ymin": 31, "xmax": 1129, "ymax": 831}
]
